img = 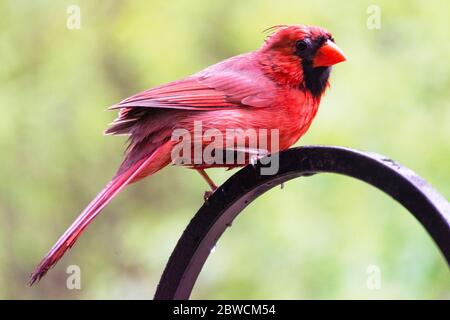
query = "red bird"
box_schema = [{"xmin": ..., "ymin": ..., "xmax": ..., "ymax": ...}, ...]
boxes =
[{"xmin": 30, "ymin": 25, "xmax": 345, "ymax": 284}]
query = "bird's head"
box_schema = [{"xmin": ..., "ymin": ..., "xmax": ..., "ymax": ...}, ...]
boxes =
[{"xmin": 259, "ymin": 25, "xmax": 346, "ymax": 98}]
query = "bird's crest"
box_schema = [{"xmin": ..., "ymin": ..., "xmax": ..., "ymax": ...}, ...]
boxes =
[{"xmin": 262, "ymin": 25, "xmax": 289, "ymax": 44}]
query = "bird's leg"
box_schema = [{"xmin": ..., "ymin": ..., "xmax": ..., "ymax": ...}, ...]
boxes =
[{"xmin": 197, "ymin": 169, "xmax": 217, "ymax": 201}]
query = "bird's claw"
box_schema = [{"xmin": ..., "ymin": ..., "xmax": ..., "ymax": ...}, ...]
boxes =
[
  {"xmin": 203, "ymin": 189, "xmax": 216, "ymax": 202},
  {"xmin": 250, "ymin": 153, "xmax": 267, "ymax": 168}
]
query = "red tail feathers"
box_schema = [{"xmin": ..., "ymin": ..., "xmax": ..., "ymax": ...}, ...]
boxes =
[{"xmin": 29, "ymin": 157, "xmax": 152, "ymax": 285}]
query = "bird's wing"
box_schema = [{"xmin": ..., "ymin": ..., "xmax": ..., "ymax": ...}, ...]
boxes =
[
  {"xmin": 108, "ymin": 71, "xmax": 274, "ymax": 111},
  {"xmin": 105, "ymin": 70, "xmax": 274, "ymax": 135}
]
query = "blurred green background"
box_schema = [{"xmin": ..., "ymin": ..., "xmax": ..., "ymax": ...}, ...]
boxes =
[{"xmin": 0, "ymin": 0, "xmax": 449, "ymax": 299}]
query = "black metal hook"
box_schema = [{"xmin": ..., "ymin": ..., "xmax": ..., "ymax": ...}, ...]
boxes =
[{"xmin": 154, "ymin": 146, "xmax": 450, "ymax": 299}]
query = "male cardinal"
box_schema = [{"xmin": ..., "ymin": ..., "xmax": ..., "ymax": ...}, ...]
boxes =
[{"xmin": 30, "ymin": 24, "xmax": 345, "ymax": 284}]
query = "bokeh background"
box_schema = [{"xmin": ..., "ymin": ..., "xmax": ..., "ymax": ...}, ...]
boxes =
[{"xmin": 1, "ymin": 0, "xmax": 449, "ymax": 299}]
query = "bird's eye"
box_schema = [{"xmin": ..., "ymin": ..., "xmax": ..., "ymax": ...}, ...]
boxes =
[{"xmin": 295, "ymin": 40, "xmax": 308, "ymax": 52}]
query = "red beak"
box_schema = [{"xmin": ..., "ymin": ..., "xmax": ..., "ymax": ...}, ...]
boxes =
[{"xmin": 313, "ymin": 40, "xmax": 346, "ymax": 68}]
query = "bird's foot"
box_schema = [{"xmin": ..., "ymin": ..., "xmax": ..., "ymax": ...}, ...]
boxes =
[
  {"xmin": 203, "ymin": 188, "xmax": 217, "ymax": 202},
  {"xmin": 250, "ymin": 152, "xmax": 268, "ymax": 168}
]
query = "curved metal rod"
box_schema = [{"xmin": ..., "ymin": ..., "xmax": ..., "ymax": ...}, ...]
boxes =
[{"xmin": 154, "ymin": 146, "xmax": 450, "ymax": 300}]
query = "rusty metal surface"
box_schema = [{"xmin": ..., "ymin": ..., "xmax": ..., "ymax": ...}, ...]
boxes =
[{"xmin": 154, "ymin": 146, "xmax": 450, "ymax": 300}]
